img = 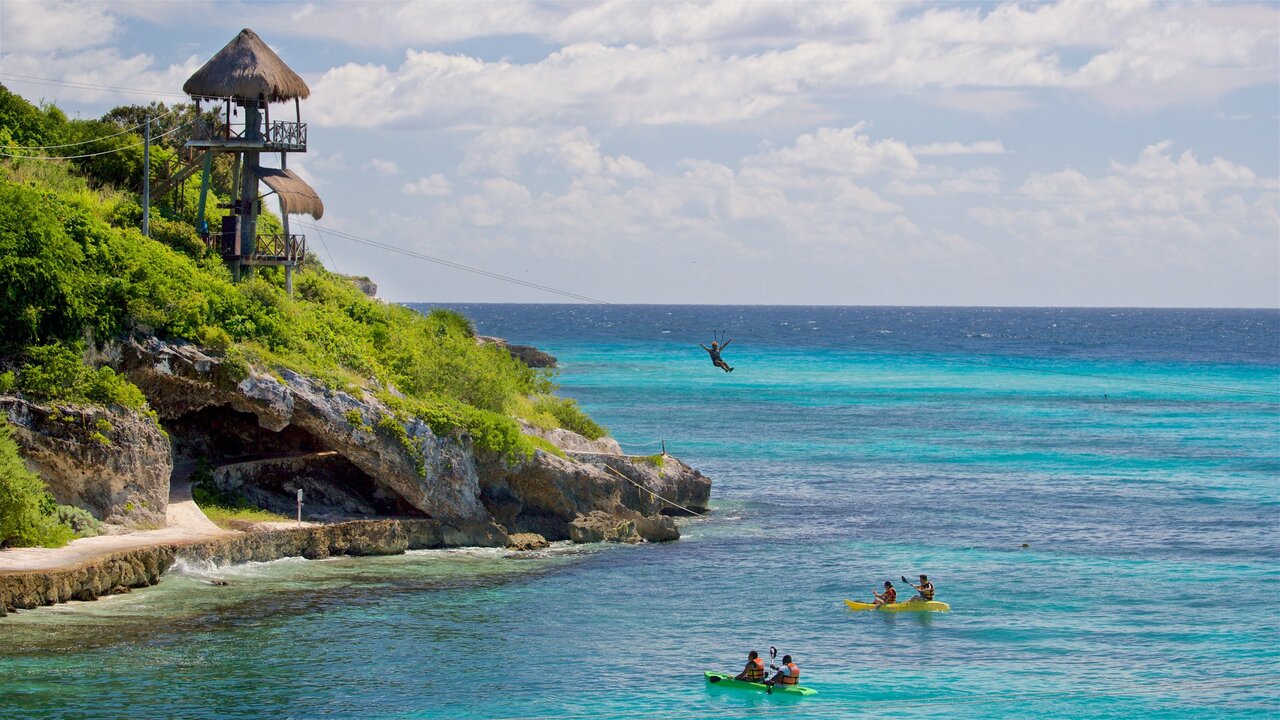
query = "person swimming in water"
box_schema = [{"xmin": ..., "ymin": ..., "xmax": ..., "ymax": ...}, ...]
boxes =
[{"xmin": 700, "ymin": 338, "xmax": 734, "ymax": 372}]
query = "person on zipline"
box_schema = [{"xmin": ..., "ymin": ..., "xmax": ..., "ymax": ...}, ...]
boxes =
[{"xmin": 700, "ymin": 338, "xmax": 734, "ymax": 372}]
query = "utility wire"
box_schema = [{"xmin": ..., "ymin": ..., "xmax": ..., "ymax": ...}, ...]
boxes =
[
  {"xmin": 0, "ymin": 120, "xmax": 192, "ymax": 160},
  {"xmin": 298, "ymin": 221, "xmax": 610, "ymax": 305},
  {"xmin": 1, "ymin": 104, "xmax": 188, "ymax": 150},
  {"xmin": 0, "ymin": 72, "xmax": 299, "ymax": 106},
  {"xmin": 0, "ymin": 72, "xmax": 191, "ymax": 100}
]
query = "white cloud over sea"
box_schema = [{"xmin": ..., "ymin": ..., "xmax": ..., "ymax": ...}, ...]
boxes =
[{"xmin": 0, "ymin": 0, "xmax": 1276, "ymax": 306}]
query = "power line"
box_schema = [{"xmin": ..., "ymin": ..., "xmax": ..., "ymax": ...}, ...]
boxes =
[
  {"xmin": 1, "ymin": 104, "xmax": 188, "ymax": 150},
  {"xmin": 0, "ymin": 72, "xmax": 191, "ymax": 100},
  {"xmin": 297, "ymin": 221, "xmax": 610, "ymax": 305},
  {"xmin": 0, "ymin": 72, "xmax": 292, "ymax": 106},
  {"xmin": 0, "ymin": 120, "xmax": 192, "ymax": 160}
]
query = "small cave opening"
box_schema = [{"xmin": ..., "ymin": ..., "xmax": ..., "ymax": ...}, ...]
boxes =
[{"xmin": 165, "ymin": 405, "xmax": 426, "ymax": 521}]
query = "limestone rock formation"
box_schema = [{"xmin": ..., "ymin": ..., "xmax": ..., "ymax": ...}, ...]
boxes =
[
  {"xmin": 119, "ymin": 336, "xmax": 504, "ymax": 546},
  {"xmin": 0, "ymin": 397, "xmax": 170, "ymax": 528},
  {"xmin": 478, "ymin": 448, "xmax": 709, "ymax": 543},
  {"xmin": 114, "ymin": 336, "xmax": 708, "ymax": 547},
  {"xmin": 519, "ymin": 421, "xmax": 622, "ymax": 454}
]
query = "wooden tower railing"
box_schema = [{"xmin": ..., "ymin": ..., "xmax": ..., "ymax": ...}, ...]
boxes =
[
  {"xmin": 204, "ymin": 230, "xmax": 306, "ymax": 265},
  {"xmin": 187, "ymin": 118, "xmax": 308, "ymax": 152}
]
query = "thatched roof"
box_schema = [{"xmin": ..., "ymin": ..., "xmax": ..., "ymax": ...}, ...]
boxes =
[
  {"xmin": 183, "ymin": 29, "xmax": 310, "ymax": 103},
  {"xmin": 254, "ymin": 167, "xmax": 324, "ymax": 219}
]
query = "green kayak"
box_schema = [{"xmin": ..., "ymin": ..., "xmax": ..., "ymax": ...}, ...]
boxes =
[{"xmin": 704, "ymin": 671, "xmax": 818, "ymax": 696}]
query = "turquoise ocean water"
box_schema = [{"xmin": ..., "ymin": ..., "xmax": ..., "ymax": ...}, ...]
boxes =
[{"xmin": 2, "ymin": 305, "xmax": 1277, "ymax": 719}]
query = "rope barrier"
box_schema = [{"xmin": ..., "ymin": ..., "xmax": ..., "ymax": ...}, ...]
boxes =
[{"xmin": 603, "ymin": 462, "xmax": 704, "ymax": 517}]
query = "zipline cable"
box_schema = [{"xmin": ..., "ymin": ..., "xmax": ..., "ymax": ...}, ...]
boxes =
[
  {"xmin": 695, "ymin": 325, "xmax": 1279, "ymax": 399},
  {"xmin": 298, "ymin": 220, "xmax": 610, "ymax": 305}
]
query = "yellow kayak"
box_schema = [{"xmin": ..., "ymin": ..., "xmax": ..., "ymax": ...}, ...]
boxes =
[{"xmin": 845, "ymin": 599, "xmax": 950, "ymax": 613}]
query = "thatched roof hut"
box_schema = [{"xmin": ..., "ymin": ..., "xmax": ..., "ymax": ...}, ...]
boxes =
[
  {"xmin": 183, "ymin": 28, "xmax": 310, "ymax": 102},
  {"xmin": 254, "ymin": 168, "xmax": 324, "ymax": 219}
]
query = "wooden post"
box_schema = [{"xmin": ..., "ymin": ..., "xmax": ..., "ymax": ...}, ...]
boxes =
[
  {"xmin": 240, "ymin": 103, "xmax": 261, "ymax": 269},
  {"xmin": 142, "ymin": 116, "xmax": 150, "ymax": 237},
  {"xmin": 195, "ymin": 150, "xmax": 212, "ymax": 234},
  {"xmin": 296, "ymin": 487, "xmax": 303, "ymax": 525}
]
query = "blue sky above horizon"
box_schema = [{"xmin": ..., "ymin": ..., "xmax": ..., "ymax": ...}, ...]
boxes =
[{"xmin": 2, "ymin": 0, "xmax": 1277, "ymax": 307}]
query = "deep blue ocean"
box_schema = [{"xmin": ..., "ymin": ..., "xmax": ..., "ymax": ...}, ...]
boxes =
[{"xmin": 2, "ymin": 305, "xmax": 1278, "ymax": 719}]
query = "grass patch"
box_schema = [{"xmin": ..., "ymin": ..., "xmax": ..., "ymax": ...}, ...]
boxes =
[
  {"xmin": 200, "ymin": 504, "xmax": 293, "ymax": 530},
  {"xmin": 525, "ymin": 435, "xmax": 567, "ymax": 459},
  {"xmin": 638, "ymin": 453, "xmax": 666, "ymax": 469}
]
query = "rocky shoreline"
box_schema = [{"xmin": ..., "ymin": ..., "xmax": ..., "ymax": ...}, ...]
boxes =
[
  {"xmin": 0, "ymin": 519, "xmax": 444, "ymax": 614},
  {"xmin": 1, "ymin": 334, "xmax": 713, "ymax": 617}
]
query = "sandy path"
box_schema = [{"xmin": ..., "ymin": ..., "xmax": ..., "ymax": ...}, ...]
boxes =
[{"xmin": 0, "ymin": 477, "xmax": 235, "ymax": 573}]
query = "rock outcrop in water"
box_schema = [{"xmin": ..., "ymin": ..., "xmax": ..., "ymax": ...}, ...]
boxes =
[{"xmin": 477, "ymin": 336, "xmax": 558, "ymax": 368}]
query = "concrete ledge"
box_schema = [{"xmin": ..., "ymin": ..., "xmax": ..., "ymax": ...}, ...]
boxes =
[{"xmin": 0, "ymin": 519, "xmax": 443, "ymax": 613}]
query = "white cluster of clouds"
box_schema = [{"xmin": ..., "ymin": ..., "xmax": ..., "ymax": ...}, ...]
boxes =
[
  {"xmin": 1, "ymin": 1, "xmax": 1276, "ymax": 305},
  {"xmin": 360, "ymin": 121, "xmax": 1275, "ymax": 304},
  {"xmin": 973, "ymin": 142, "xmax": 1278, "ymax": 273}
]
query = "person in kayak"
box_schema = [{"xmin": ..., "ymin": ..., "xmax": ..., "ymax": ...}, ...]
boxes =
[
  {"xmin": 873, "ymin": 580, "xmax": 897, "ymax": 607},
  {"xmin": 734, "ymin": 650, "xmax": 767, "ymax": 683},
  {"xmin": 906, "ymin": 574, "xmax": 935, "ymax": 602},
  {"xmin": 763, "ymin": 654, "xmax": 800, "ymax": 689},
  {"xmin": 700, "ymin": 339, "xmax": 734, "ymax": 372}
]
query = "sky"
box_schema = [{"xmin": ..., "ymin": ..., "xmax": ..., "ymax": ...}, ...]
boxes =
[{"xmin": 1, "ymin": 0, "xmax": 1277, "ymax": 307}]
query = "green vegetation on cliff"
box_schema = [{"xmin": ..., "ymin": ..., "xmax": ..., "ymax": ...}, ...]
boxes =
[
  {"xmin": 0, "ymin": 422, "xmax": 76, "ymax": 548},
  {"xmin": 0, "ymin": 86, "xmax": 602, "ymax": 471}
]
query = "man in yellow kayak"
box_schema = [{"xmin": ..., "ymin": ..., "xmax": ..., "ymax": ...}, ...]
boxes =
[
  {"xmin": 904, "ymin": 574, "xmax": 935, "ymax": 602},
  {"xmin": 733, "ymin": 650, "xmax": 767, "ymax": 683},
  {"xmin": 872, "ymin": 580, "xmax": 897, "ymax": 607}
]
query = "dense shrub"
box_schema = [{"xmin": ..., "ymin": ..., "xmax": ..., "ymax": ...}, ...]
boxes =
[
  {"xmin": 0, "ymin": 90, "xmax": 604, "ymax": 459},
  {"xmin": 16, "ymin": 344, "xmax": 146, "ymax": 410},
  {"xmin": 0, "ymin": 422, "xmax": 75, "ymax": 548},
  {"xmin": 533, "ymin": 396, "xmax": 607, "ymax": 440}
]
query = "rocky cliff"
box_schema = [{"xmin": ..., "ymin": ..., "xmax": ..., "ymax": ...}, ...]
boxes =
[
  {"xmin": 113, "ymin": 336, "xmax": 708, "ymax": 546},
  {"xmin": 1, "ymin": 397, "xmax": 170, "ymax": 528}
]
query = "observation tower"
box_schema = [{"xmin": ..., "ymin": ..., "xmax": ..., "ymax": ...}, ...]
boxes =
[{"xmin": 182, "ymin": 28, "xmax": 322, "ymax": 292}]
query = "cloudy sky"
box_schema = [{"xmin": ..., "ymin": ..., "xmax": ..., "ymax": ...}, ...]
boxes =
[{"xmin": 2, "ymin": 0, "xmax": 1277, "ymax": 307}]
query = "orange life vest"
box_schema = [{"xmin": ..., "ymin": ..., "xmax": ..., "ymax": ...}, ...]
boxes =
[
  {"xmin": 779, "ymin": 662, "xmax": 800, "ymax": 686},
  {"xmin": 744, "ymin": 657, "xmax": 765, "ymax": 682},
  {"xmin": 883, "ymin": 587, "xmax": 897, "ymax": 603},
  {"xmin": 920, "ymin": 582, "xmax": 934, "ymax": 600}
]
